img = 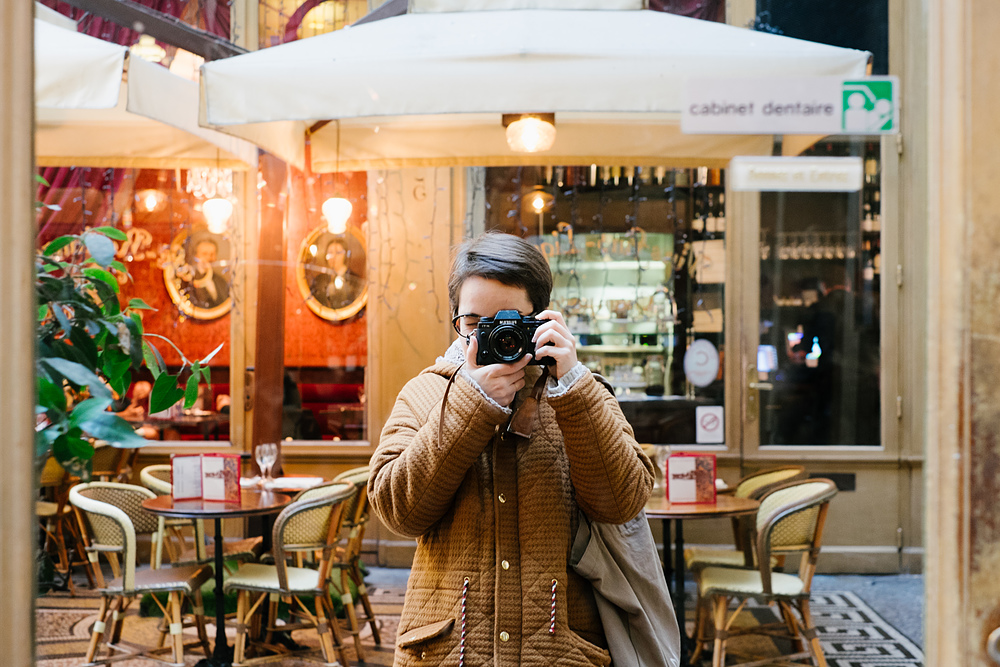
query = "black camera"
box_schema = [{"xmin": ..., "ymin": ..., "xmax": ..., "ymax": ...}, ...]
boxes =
[{"xmin": 476, "ymin": 310, "xmax": 554, "ymax": 366}]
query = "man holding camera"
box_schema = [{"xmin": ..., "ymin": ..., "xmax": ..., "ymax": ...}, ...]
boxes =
[{"xmin": 369, "ymin": 232, "xmax": 654, "ymax": 667}]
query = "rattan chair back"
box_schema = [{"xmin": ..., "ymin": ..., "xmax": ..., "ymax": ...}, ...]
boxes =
[
  {"xmin": 69, "ymin": 482, "xmax": 157, "ymax": 592},
  {"xmin": 733, "ymin": 465, "xmax": 806, "ymax": 499},
  {"xmin": 334, "ymin": 466, "xmax": 371, "ymax": 532},
  {"xmin": 139, "ymin": 464, "xmax": 173, "ymax": 496},
  {"xmin": 272, "ymin": 481, "xmax": 356, "ymax": 590},
  {"xmin": 754, "ymin": 478, "xmax": 838, "ymax": 595}
]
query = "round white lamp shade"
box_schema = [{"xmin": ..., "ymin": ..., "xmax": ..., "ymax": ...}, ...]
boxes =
[
  {"xmin": 203, "ymin": 197, "xmax": 234, "ymax": 234},
  {"xmin": 505, "ymin": 116, "xmax": 556, "ymax": 153},
  {"xmin": 323, "ymin": 197, "xmax": 353, "ymax": 235}
]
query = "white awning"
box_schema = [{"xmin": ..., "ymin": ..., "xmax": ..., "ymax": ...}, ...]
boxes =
[
  {"xmin": 199, "ymin": 7, "xmax": 869, "ymax": 171},
  {"xmin": 35, "ymin": 17, "xmax": 257, "ymax": 169}
]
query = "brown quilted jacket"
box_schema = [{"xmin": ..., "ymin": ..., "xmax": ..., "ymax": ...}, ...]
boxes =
[{"xmin": 369, "ymin": 361, "xmax": 654, "ymax": 667}]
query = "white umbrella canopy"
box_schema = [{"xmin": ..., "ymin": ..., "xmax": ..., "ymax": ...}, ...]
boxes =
[
  {"xmin": 200, "ymin": 4, "xmax": 870, "ymax": 171},
  {"xmin": 34, "ymin": 16, "xmax": 257, "ymax": 169}
]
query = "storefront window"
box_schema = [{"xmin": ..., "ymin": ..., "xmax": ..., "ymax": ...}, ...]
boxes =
[
  {"xmin": 282, "ymin": 170, "xmax": 368, "ymax": 442},
  {"xmin": 756, "ymin": 141, "xmax": 881, "ymax": 446},
  {"xmin": 36, "ymin": 167, "xmax": 235, "ymax": 442},
  {"xmin": 482, "ymin": 165, "xmax": 726, "ymax": 446}
]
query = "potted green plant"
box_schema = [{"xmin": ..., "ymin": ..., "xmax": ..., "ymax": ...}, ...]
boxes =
[{"xmin": 35, "ymin": 221, "xmax": 220, "ymax": 476}]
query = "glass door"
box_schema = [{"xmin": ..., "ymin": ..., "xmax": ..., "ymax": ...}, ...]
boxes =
[{"xmin": 735, "ymin": 141, "xmax": 883, "ymax": 451}]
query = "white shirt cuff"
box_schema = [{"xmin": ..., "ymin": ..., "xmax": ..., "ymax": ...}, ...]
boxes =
[{"xmin": 546, "ymin": 362, "xmax": 588, "ymax": 398}]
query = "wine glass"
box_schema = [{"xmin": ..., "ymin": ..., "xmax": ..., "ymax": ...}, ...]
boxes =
[
  {"xmin": 652, "ymin": 445, "xmax": 671, "ymax": 491},
  {"xmin": 256, "ymin": 443, "xmax": 277, "ymax": 488}
]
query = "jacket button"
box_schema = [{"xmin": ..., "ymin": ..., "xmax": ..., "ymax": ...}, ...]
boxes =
[
  {"xmin": 420, "ymin": 651, "xmax": 426, "ymax": 659},
  {"xmin": 500, "ymin": 631, "xmax": 510, "ymax": 642},
  {"xmin": 498, "ymin": 493, "xmax": 506, "ymax": 503},
  {"xmin": 501, "ymin": 560, "xmax": 510, "ymax": 570}
]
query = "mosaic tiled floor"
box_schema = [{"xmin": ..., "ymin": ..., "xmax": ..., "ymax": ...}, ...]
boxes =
[
  {"xmin": 36, "ymin": 584, "xmax": 404, "ymax": 666},
  {"xmin": 37, "ymin": 579, "xmax": 921, "ymax": 666}
]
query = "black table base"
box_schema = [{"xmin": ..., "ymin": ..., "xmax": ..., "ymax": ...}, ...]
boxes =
[
  {"xmin": 195, "ymin": 518, "xmax": 234, "ymax": 667},
  {"xmin": 662, "ymin": 518, "xmax": 696, "ymax": 662}
]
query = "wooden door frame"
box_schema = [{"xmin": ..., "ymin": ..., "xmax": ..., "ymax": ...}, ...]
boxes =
[{"xmin": 1, "ymin": 3, "xmax": 39, "ymax": 664}]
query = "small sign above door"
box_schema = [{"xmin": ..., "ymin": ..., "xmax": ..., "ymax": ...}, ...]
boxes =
[
  {"xmin": 682, "ymin": 76, "xmax": 899, "ymax": 135},
  {"xmin": 729, "ymin": 156, "xmax": 864, "ymax": 192}
]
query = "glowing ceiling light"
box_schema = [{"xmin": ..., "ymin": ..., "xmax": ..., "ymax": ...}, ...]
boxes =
[
  {"xmin": 322, "ymin": 197, "xmax": 352, "ymax": 235},
  {"xmin": 203, "ymin": 197, "xmax": 234, "ymax": 234},
  {"xmin": 503, "ymin": 113, "xmax": 556, "ymax": 153},
  {"xmin": 136, "ymin": 189, "xmax": 165, "ymax": 213}
]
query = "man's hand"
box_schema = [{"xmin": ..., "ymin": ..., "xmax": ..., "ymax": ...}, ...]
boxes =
[
  {"xmin": 531, "ymin": 310, "xmax": 578, "ymax": 380},
  {"xmin": 464, "ymin": 334, "xmax": 530, "ymax": 407}
]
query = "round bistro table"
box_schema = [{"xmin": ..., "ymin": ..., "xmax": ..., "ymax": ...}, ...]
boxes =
[
  {"xmin": 644, "ymin": 494, "xmax": 760, "ymax": 661},
  {"xmin": 142, "ymin": 491, "xmax": 292, "ymax": 667}
]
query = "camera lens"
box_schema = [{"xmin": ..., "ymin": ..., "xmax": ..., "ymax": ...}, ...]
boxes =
[{"xmin": 491, "ymin": 325, "xmax": 526, "ymax": 362}]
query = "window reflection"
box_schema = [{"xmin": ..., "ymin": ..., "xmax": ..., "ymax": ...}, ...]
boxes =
[
  {"xmin": 482, "ymin": 165, "xmax": 726, "ymax": 446},
  {"xmin": 756, "ymin": 141, "xmax": 881, "ymax": 446}
]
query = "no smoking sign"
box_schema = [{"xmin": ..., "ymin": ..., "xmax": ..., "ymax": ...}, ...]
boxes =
[{"xmin": 695, "ymin": 406, "xmax": 724, "ymax": 444}]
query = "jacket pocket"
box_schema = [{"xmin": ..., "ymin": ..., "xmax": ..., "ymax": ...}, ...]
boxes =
[
  {"xmin": 397, "ymin": 618, "xmax": 455, "ymax": 648},
  {"xmin": 562, "ymin": 628, "xmax": 612, "ymax": 667}
]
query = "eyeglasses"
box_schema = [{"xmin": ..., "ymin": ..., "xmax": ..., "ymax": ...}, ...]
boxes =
[
  {"xmin": 451, "ymin": 311, "xmax": 537, "ymax": 340},
  {"xmin": 451, "ymin": 313, "xmax": 482, "ymax": 339}
]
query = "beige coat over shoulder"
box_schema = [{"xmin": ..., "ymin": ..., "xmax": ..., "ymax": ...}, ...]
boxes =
[{"xmin": 369, "ymin": 361, "xmax": 654, "ymax": 667}]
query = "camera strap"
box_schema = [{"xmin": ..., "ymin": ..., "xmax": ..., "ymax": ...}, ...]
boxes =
[
  {"xmin": 506, "ymin": 367, "xmax": 550, "ymax": 440},
  {"xmin": 438, "ymin": 362, "xmax": 551, "ymax": 446}
]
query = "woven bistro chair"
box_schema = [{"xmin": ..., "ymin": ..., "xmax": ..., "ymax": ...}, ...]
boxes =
[
  {"xmin": 90, "ymin": 442, "xmax": 140, "ymax": 483},
  {"xmin": 332, "ymin": 466, "xmax": 382, "ymax": 656},
  {"xmin": 139, "ymin": 464, "xmax": 265, "ymax": 570},
  {"xmin": 38, "ymin": 456, "xmax": 95, "ymax": 593},
  {"xmin": 140, "ymin": 464, "xmax": 197, "ymax": 568},
  {"xmin": 224, "ymin": 481, "xmax": 357, "ymax": 666},
  {"xmin": 690, "ymin": 478, "xmax": 838, "ymax": 667},
  {"xmin": 684, "ymin": 465, "xmax": 806, "ymax": 570},
  {"xmin": 69, "ymin": 482, "xmax": 213, "ymax": 665}
]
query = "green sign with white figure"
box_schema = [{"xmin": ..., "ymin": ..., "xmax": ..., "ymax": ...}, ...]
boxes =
[{"xmin": 682, "ymin": 76, "xmax": 899, "ymax": 135}]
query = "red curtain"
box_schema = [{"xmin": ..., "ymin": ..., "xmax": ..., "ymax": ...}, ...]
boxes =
[
  {"xmin": 650, "ymin": 0, "xmax": 725, "ymax": 23},
  {"xmin": 36, "ymin": 0, "xmax": 232, "ymax": 241}
]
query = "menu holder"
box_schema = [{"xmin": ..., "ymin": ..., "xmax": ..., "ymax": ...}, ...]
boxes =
[
  {"xmin": 171, "ymin": 453, "xmax": 241, "ymax": 502},
  {"xmin": 666, "ymin": 453, "xmax": 717, "ymax": 504}
]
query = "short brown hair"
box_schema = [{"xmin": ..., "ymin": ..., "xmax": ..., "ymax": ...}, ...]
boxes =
[{"xmin": 448, "ymin": 232, "xmax": 552, "ymax": 316}]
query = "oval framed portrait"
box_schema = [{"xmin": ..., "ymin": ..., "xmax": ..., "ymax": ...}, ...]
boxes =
[
  {"xmin": 296, "ymin": 225, "xmax": 368, "ymax": 322},
  {"xmin": 161, "ymin": 229, "xmax": 233, "ymax": 320}
]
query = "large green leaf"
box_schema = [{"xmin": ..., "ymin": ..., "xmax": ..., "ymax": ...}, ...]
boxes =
[
  {"xmin": 37, "ymin": 377, "xmax": 67, "ymax": 416},
  {"xmin": 91, "ymin": 226, "xmax": 127, "ymax": 241},
  {"xmin": 103, "ymin": 293, "xmax": 122, "ymax": 317},
  {"xmin": 68, "ymin": 326, "xmax": 99, "ymax": 368},
  {"xmin": 142, "ymin": 340, "xmax": 166, "ymax": 378},
  {"xmin": 83, "ymin": 267, "xmax": 119, "ymax": 294},
  {"xmin": 42, "ymin": 236, "xmax": 75, "ymax": 257},
  {"xmin": 74, "ymin": 410, "xmax": 148, "ymax": 449},
  {"xmin": 49, "ymin": 302, "xmax": 72, "ymax": 334},
  {"xmin": 52, "ymin": 434, "xmax": 95, "ymax": 470},
  {"xmin": 68, "ymin": 397, "xmax": 114, "ymax": 428},
  {"xmin": 127, "ymin": 298, "xmax": 155, "ymax": 311},
  {"xmin": 82, "ymin": 232, "xmax": 116, "ymax": 268},
  {"xmin": 200, "ymin": 343, "xmax": 225, "ymax": 366},
  {"xmin": 124, "ymin": 315, "xmax": 143, "ymax": 365},
  {"xmin": 150, "ymin": 373, "xmax": 185, "ymax": 415},
  {"xmin": 41, "ymin": 358, "xmax": 111, "ymax": 399}
]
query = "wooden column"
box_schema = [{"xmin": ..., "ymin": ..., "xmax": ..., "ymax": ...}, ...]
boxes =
[
  {"xmin": 251, "ymin": 154, "xmax": 288, "ymax": 463},
  {"xmin": 366, "ymin": 167, "xmax": 459, "ymax": 565},
  {"xmin": 0, "ymin": 3, "xmax": 38, "ymax": 665},
  {"xmin": 925, "ymin": 0, "xmax": 1000, "ymax": 663}
]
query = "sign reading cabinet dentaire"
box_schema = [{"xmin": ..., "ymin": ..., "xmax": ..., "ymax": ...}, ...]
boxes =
[{"xmin": 682, "ymin": 76, "xmax": 899, "ymax": 135}]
